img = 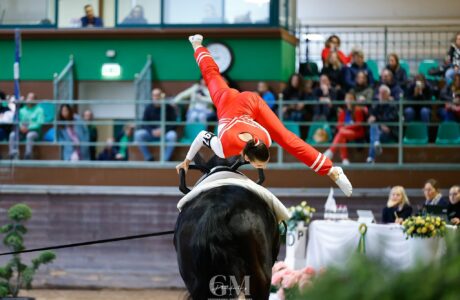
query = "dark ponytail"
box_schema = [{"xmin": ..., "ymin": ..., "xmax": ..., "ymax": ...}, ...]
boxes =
[{"xmin": 242, "ymin": 139, "xmax": 270, "ymax": 162}]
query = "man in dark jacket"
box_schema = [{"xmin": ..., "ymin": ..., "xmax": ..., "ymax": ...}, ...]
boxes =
[
  {"xmin": 343, "ymin": 50, "xmax": 375, "ymax": 90},
  {"xmin": 374, "ymin": 69, "xmax": 404, "ymax": 101},
  {"xmin": 134, "ymin": 88, "xmax": 177, "ymax": 161},
  {"xmin": 448, "ymin": 185, "xmax": 460, "ymax": 225},
  {"xmin": 366, "ymin": 85, "xmax": 399, "ymax": 163},
  {"xmin": 81, "ymin": 4, "xmax": 103, "ymax": 27}
]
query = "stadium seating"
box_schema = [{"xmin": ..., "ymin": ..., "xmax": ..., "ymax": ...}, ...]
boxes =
[
  {"xmin": 306, "ymin": 122, "xmax": 333, "ymax": 145},
  {"xmin": 435, "ymin": 122, "xmax": 460, "ymax": 144},
  {"xmin": 403, "ymin": 122, "xmax": 429, "ymax": 144},
  {"xmin": 366, "ymin": 59, "xmax": 380, "ymax": 82},
  {"xmin": 418, "ymin": 59, "xmax": 440, "ymax": 81}
]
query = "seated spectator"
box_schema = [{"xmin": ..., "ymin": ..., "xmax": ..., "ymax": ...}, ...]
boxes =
[
  {"xmin": 429, "ymin": 55, "xmax": 451, "ymax": 78},
  {"xmin": 97, "ymin": 138, "xmax": 118, "ymax": 161},
  {"xmin": 439, "ymin": 93, "xmax": 460, "ymax": 122},
  {"xmin": 81, "ymin": 4, "xmax": 103, "ymax": 27},
  {"xmin": 386, "ymin": 53, "xmax": 408, "ymax": 91},
  {"xmin": 8, "ymin": 93, "xmax": 44, "ymax": 160},
  {"xmin": 0, "ymin": 91, "xmax": 13, "ymax": 141},
  {"xmin": 350, "ymin": 71, "xmax": 374, "ymax": 114},
  {"xmin": 257, "ymin": 81, "xmax": 276, "ymax": 111},
  {"xmin": 282, "ymin": 73, "xmax": 307, "ymax": 121},
  {"xmin": 447, "ymin": 185, "xmax": 460, "ymax": 225},
  {"xmin": 423, "ymin": 178, "xmax": 449, "ymax": 207},
  {"xmin": 382, "ymin": 186, "xmax": 413, "ymax": 224},
  {"xmin": 121, "ymin": 5, "xmax": 148, "ymax": 25},
  {"xmin": 404, "ymin": 74, "xmax": 433, "ymax": 123},
  {"xmin": 321, "ymin": 35, "xmax": 351, "ymax": 65},
  {"xmin": 134, "ymin": 88, "xmax": 177, "ymax": 161},
  {"xmin": 343, "ymin": 50, "xmax": 374, "ymax": 90},
  {"xmin": 312, "ymin": 75, "xmax": 338, "ymax": 121},
  {"xmin": 173, "ymin": 78, "xmax": 213, "ymax": 122},
  {"xmin": 440, "ymin": 73, "xmax": 460, "ymax": 101},
  {"xmin": 445, "ymin": 32, "xmax": 460, "ymax": 84},
  {"xmin": 323, "ymin": 93, "xmax": 365, "ymax": 165},
  {"xmin": 366, "ymin": 85, "xmax": 398, "ymax": 163},
  {"xmin": 321, "ymin": 51, "xmax": 344, "ymax": 98},
  {"xmin": 115, "ymin": 123, "xmax": 135, "ymax": 161},
  {"xmin": 374, "ymin": 69, "xmax": 404, "ymax": 101},
  {"xmin": 57, "ymin": 104, "xmax": 90, "ymax": 161},
  {"xmin": 83, "ymin": 109, "xmax": 98, "ymax": 160}
]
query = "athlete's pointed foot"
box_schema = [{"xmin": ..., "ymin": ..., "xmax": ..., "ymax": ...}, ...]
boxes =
[
  {"xmin": 329, "ymin": 166, "xmax": 353, "ymax": 197},
  {"xmin": 189, "ymin": 34, "xmax": 203, "ymax": 50}
]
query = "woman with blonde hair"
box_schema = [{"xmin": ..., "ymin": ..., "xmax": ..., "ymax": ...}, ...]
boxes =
[{"xmin": 381, "ymin": 186, "xmax": 413, "ymax": 224}]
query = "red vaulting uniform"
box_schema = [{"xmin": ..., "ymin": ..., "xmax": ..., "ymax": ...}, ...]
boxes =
[{"xmin": 186, "ymin": 46, "xmax": 332, "ymax": 175}]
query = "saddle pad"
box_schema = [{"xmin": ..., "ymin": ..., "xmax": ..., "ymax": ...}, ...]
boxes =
[{"xmin": 177, "ymin": 171, "xmax": 291, "ymax": 222}]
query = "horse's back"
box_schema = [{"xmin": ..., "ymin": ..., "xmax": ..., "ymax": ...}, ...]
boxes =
[{"xmin": 174, "ymin": 185, "xmax": 280, "ymax": 300}]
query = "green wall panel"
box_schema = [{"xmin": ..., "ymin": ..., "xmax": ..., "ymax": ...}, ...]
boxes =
[{"xmin": 0, "ymin": 38, "xmax": 295, "ymax": 81}]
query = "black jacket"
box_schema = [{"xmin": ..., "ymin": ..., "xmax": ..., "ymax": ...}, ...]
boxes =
[
  {"xmin": 382, "ymin": 204, "xmax": 413, "ymax": 224},
  {"xmin": 141, "ymin": 103, "xmax": 177, "ymax": 133}
]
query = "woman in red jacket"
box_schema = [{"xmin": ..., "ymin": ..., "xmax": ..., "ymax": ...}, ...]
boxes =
[
  {"xmin": 176, "ymin": 34, "xmax": 353, "ymax": 196},
  {"xmin": 323, "ymin": 93, "xmax": 365, "ymax": 165},
  {"xmin": 321, "ymin": 35, "xmax": 352, "ymax": 66}
]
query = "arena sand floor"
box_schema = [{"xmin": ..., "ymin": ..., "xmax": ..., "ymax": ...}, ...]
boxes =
[{"xmin": 21, "ymin": 289, "xmax": 187, "ymax": 300}]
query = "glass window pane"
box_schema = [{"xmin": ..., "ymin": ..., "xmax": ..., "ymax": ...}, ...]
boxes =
[
  {"xmin": 117, "ymin": 0, "xmax": 161, "ymax": 25},
  {"xmin": 279, "ymin": 0, "xmax": 287, "ymax": 28},
  {"xmin": 58, "ymin": 0, "xmax": 100, "ymax": 28},
  {"xmin": 225, "ymin": 0, "xmax": 270, "ymax": 24},
  {"xmin": 0, "ymin": 0, "xmax": 56, "ymax": 25},
  {"xmin": 164, "ymin": 0, "xmax": 224, "ymax": 24}
]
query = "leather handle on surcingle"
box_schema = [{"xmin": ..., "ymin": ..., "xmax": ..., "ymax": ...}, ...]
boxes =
[
  {"xmin": 256, "ymin": 168, "xmax": 265, "ymax": 186},
  {"xmin": 179, "ymin": 168, "xmax": 191, "ymax": 194},
  {"xmin": 178, "ymin": 164, "xmax": 210, "ymax": 195}
]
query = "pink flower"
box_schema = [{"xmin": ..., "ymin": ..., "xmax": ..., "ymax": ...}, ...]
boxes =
[
  {"xmin": 281, "ymin": 270, "xmax": 302, "ymax": 289},
  {"xmin": 272, "ymin": 269, "xmax": 293, "ymax": 286},
  {"xmin": 302, "ymin": 266, "xmax": 316, "ymax": 276},
  {"xmin": 272, "ymin": 261, "xmax": 288, "ymax": 273}
]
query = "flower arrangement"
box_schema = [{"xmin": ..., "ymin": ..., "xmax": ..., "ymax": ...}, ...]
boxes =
[
  {"xmin": 287, "ymin": 201, "xmax": 316, "ymax": 231},
  {"xmin": 402, "ymin": 215, "xmax": 447, "ymax": 239},
  {"xmin": 271, "ymin": 261, "xmax": 316, "ymax": 300}
]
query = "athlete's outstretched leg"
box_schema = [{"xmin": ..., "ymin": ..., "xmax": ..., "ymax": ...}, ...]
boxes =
[
  {"xmin": 189, "ymin": 35, "xmax": 238, "ymax": 117},
  {"xmin": 255, "ymin": 98, "xmax": 353, "ymax": 196}
]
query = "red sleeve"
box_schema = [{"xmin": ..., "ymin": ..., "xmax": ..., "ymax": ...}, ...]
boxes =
[{"xmin": 337, "ymin": 50, "xmax": 352, "ymax": 65}]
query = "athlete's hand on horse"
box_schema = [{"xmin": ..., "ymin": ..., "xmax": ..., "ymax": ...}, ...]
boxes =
[{"xmin": 176, "ymin": 159, "xmax": 191, "ymax": 174}]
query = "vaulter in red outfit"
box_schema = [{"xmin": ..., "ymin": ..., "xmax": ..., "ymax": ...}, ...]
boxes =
[{"xmin": 176, "ymin": 34, "xmax": 352, "ymax": 196}]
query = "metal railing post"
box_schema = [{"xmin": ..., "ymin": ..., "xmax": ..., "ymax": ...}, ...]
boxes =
[
  {"xmin": 398, "ymin": 99, "xmax": 404, "ymax": 165},
  {"xmin": 160, "ymin": 98, "xmax": 166, "ymax": 163}
]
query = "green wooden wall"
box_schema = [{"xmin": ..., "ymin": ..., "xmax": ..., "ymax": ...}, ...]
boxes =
[{"xmin": 0, "ymin": 38, "xmax": 295, "ymax": 81}]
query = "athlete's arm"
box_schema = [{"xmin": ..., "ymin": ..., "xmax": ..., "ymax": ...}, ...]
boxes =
[{"xmin": 176, "ymin": 130, "xmax": 225, "ymax": 173}]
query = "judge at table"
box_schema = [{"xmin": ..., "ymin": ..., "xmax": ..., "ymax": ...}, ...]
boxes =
[
  {"xmin": 382, "ymin": 186, "xmax": 413, "ymax": 224},
  {"xmin": 447, "ymin": 185, "xmax": 460, "ymax": 225}
]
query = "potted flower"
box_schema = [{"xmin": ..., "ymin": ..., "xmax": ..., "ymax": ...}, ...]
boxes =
[
  {"xmin": 0, "ymin": 204, "xmax": 56, "ymax": 299},
  {"xmin": 284, "ymin": 201, "xmax": 315, "ymax": 270},
  {"xmin": 287, "ymin": 201, "xmax": 315, "ymax": 231},
  {"xmin": 402, "ymin": 215, "xmax": 447, "ymax": 264},
  {"xmin": 402, "ymin": 215, "xmax": 447, "ymax": 239}
]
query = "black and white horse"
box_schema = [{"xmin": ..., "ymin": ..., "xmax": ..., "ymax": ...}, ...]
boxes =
[{"xmin": 174, "ymin": 158, "xmax": 289, "ymax": 299}]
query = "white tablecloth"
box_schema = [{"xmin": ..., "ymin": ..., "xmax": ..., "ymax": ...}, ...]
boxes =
[{"xmin": 305, "ymin": 220, "xmax": 447, "ymax": 271}]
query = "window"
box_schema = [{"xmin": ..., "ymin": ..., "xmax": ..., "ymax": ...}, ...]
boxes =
[
  {"xmin": 117, "ymin": 0, "xmax": 161, "ymax": 26},
  {"xmin": 0, "ymin": 0, "xmax": 56, "ymax": 26}
]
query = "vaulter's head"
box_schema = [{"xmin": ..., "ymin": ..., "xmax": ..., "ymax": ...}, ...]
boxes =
[{"xmin": 242, "ymin": 139, "xmax": 270, "ymax": 169}]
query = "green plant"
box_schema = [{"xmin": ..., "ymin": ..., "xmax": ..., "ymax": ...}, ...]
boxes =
[{"xmin": 0, "ymin": 204, "xmax": 56, "ymax": 297}]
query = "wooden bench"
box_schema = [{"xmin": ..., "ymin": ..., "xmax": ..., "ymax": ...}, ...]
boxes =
[{"xmin": 0, "ymin": 144, "xmax": 61, "ymax": 160}]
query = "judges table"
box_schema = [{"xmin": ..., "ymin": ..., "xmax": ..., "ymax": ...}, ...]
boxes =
[{"xmin": 305, "ymin": 220, "xmax": 448, "ymax": 271}]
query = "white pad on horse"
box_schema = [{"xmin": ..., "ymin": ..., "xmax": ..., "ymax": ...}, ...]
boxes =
[{"xmin": 177, "ymin": 171, "xmax": 291, "ymax": 222}]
